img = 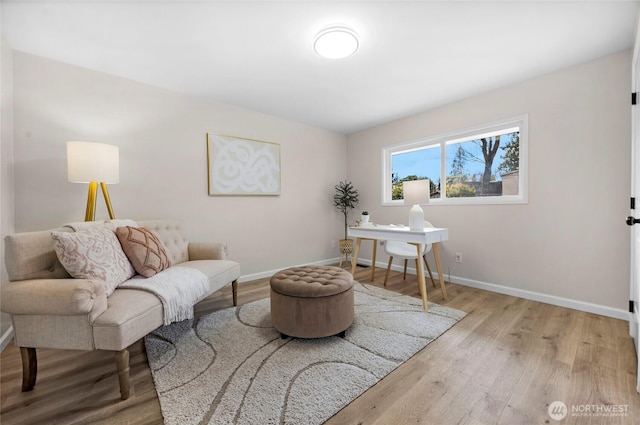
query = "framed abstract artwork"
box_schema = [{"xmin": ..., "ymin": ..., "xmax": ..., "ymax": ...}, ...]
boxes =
[{"xmin": 207, "ymin": 133, "xmax": 281, "ymax": 196}]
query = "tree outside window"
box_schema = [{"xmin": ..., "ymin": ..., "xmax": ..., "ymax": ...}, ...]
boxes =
[{"xmin": 383, "ymin": 115, "xmax": 527, "ymax": 205}]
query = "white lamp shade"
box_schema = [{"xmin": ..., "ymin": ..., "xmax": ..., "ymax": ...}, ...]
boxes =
[
  {"xmin": 67, "ymin": 141, "xmax": 119, "ymax": 184},
  {"xmin": 403, "ymin": 179, "xmax": 430, "ymax": 205}
]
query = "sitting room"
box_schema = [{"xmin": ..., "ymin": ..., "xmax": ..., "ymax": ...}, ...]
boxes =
[{"xmin": 1, "ymin": 1, "xmax": 639, "ymax": 424}]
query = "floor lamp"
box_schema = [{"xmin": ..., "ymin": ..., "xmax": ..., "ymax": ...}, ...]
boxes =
[
  {"xmin": 67, "ymin": 141, "xmax": 119, "ymax": 222},
  {"xmin": 403, "ymin": 179, "xmax": 430, "ymax": 231}
]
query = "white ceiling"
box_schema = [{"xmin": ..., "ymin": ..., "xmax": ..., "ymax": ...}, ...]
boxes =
[{"xmin": 1, "ymin": 1, "xmax": 638, "ymax": 134}]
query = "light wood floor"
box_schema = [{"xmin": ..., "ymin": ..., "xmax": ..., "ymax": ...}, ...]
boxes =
[{"xmin": 1, "ymin": 265, "xmax": 639, "ymax": 424}]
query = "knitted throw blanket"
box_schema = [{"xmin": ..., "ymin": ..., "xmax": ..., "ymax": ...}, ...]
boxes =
[{"xmin": 119, "ymin": 266, "xmax": 210, "ymax": 325}]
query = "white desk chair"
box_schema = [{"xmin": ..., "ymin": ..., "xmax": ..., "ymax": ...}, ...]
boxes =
[{"xmin": 383, "ymin": 221, "xmax": 437, "ymax": 289}]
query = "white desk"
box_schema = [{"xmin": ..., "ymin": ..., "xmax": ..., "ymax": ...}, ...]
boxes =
[{"xmin": 348, "ymin": 225, "xmax": 449, "ymax": 310}]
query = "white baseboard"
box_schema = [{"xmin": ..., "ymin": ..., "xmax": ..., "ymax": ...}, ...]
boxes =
[
  {"xmin": 0, "ymin": 325, "xmax": 14, "ymax": 352},
  {"xmin": 356, "ymin": 258, "xmax": 629, "ymax": 321},
  {"xmin": 239, "ymin": 257, "xmax": 342, "ymax": 283},
  {"xmin": 451, "ymin": 275, "xmax": 629, "ymax": 321}
]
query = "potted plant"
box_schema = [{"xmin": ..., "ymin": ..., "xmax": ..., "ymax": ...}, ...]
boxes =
[
  {"xmin": 361, "ymin": 211, "xmax": 370, "ymax": 224},
  {"xmin": 333, "ymin": 180, "xmax": 359, "ymax": 255}
]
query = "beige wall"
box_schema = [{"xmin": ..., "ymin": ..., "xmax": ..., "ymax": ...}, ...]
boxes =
[
  {"xmin": 1, "ymin": 36, "xmax": 15, "ymax": 346},
  {"xmin": 347, "ymin": 50, "xmax": 632, "ymax": 316},
  {"xmin": 12, "ymin": 51, "xmax": 347, "ymax": 277}
]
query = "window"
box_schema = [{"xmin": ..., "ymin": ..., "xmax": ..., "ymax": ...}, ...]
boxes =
[{"xmin": 382, "ymin": 114, "xmax": 527, "ymax": 205}]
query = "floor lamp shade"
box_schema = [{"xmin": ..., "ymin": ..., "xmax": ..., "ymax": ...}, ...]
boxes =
[
  {"xmin": 67, "ymin": 141, "xmax": 119, "ymax": 183},
  {"xmin": 66, "ymin": 141, "xmax": 119, "ymax": 221},
  {"xmin": 403, "ymin": 179, "xmax": 430, "ymax": 231}
]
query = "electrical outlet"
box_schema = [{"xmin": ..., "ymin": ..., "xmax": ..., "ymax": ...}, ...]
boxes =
[
  {"xmin": 455, "ymin": 252, "xmax": 463, "ymax": 263},
  {"xmin": 331, "ymin": 240, "xmax": 337, "ymax": 248}
]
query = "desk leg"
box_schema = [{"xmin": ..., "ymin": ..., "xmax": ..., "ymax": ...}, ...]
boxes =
[
  {"xmin": 411, "ymin": 243, "xmax": 428, "ymax": 310},
  {"xmin": 351, "ymin": 238, "xmax": 362, "ymax": 276},
  {"xmin": 432, "ymin": 243, "xmax": 448, "ymax": 300},
  {"xmin": 370, "ymin": 240, "xmax": 377, "ymax": 282}
]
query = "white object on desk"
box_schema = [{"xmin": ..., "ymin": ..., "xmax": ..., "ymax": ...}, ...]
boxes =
[{"xmin": 403, "ymin": 179, "xmax": 430, "ymax": 231}]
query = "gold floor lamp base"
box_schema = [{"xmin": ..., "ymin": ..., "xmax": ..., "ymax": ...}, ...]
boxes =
[{"xmin": 85, "ymin": 181, "xmax": 116, "ymax": 222}]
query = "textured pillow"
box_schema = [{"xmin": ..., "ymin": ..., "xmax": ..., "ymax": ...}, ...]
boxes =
[
  {"xmin": 115, "ymin": 226, "xmax": 171, "ymax": 278},
  {"xmin": 51, "ymin": 225, "xmax": 136, "ymax": 296}
]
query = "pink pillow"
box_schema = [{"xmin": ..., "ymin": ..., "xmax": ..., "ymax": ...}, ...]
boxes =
[
  {"xmin": 115, "ymin": 226, "xmax": 171, "ymax": 278},
  {"xmin": 51, "ymin": 225, "xmax": 135, "ymax": 296}
]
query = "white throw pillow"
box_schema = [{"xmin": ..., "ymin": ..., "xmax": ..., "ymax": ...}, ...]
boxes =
[{"xmin": 51, "ymin": 225, "xmax": 135, "ymax": 296}]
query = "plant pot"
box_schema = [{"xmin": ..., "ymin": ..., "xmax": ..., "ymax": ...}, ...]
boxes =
[
  {"xmin": 339, "ymin": 239, "xmax": 353, "ymax": 254},
  {"xmin": 361, "ymin": 214, "xmax": 370, "ymax": 224}
]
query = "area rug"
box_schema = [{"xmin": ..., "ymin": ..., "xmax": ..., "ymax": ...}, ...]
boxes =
[{"xmin": 145, "ymin": 281, "xmax": 466, "ymax": 425}]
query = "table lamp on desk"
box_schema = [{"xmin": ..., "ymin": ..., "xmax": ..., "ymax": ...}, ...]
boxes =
[{"xmin": 403, "ymin": 179, "xmax": 430, "ymax": 231}]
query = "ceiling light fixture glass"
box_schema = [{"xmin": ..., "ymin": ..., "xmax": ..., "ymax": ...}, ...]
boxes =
[{"xmin": 313, "ymin": 26, "xmax": 359, "ymax": 59}]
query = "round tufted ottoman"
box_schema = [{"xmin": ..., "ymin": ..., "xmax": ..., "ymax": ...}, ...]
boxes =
[{"xmin": 270, "ymin": 265, "xmax": 354, "ymax": 339}]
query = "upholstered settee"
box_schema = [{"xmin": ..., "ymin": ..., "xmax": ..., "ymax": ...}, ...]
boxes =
[{"xmin": 1, "ymin": 220, "xmax": 240, "ymax": 400}]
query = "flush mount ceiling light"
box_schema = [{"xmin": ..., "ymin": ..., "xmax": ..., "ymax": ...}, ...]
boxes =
[{"xmin": 313, "ymin": 26, "xmax": 359, "ymax": 59}]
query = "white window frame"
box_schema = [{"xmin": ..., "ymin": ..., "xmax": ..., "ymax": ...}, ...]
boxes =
[{"xmin": 381, "ymin": 114, "xmax": 528, "ymax": 206}]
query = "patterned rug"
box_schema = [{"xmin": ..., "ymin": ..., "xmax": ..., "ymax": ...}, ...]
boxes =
[{"xmin": 145, "ymin": 282, "xmax": 466, "ymax": 425}]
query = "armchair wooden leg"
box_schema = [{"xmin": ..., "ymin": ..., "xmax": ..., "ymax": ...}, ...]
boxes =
[
  {"xmin": 403, "ymin": 259, "xmax": 408, "ymax": 280},
  {"xmin": 20, "ymin": 347, "xmax": 37, "ymax": 392},
  {"xmin": 115, "ymin": 349, "xmax": 130, "ymax": 400},
  {"xmin": 232, "ymin": 280, "xmax": 238, "ymax": 306}
]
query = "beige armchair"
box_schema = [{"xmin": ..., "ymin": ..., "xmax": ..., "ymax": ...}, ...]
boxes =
[{"xmin": 1, "ymin": 220, "xmax": 240, "ymax": 400}]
